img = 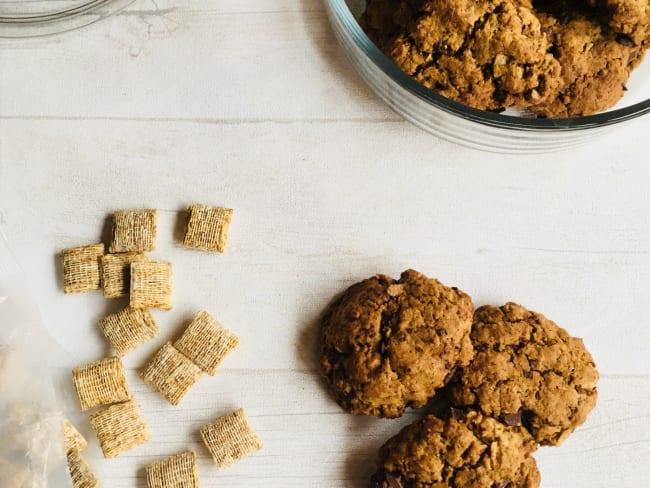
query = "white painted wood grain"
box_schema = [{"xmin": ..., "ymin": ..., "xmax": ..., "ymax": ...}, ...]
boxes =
[{"xmin": 1, "ymin": 0, "xmax": 650, "ymax": 487}]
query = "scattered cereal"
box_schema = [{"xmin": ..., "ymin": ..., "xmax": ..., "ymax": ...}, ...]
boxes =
[
  {"xmin": 145, "ymin": 451, "xmax": 199, "ymax": 488},
  {"xmin": 200, "ymin": 408, "xmax": 262, "ymax": 469},
  {"xmin": 89, "ymin": 399, "xmax": 150, "ymax": 458},
  {"xmin": 174, "ymin": 310, "xmax": 239, "ymax": 376},
  {"xmin": 67, "ymin": 450, "xmax": 99, "ymax": 488},
  {"xmin": 183, "ymin": 204, "xmax": 233, "ymax": 253},
  {"xmin": 130, "ymin": 261, "xmax": 173, "ymax": 310},
  {"xmin": 101, "ymin": 252, "xmax": 147, "ymax": 298},
  {"xmin": 98, "ymin": 307, "xmax": 159, "ymax": 356},
  {"xmin": 72, "ymin": 357, "xmax": 131, "ymax": 411},
  {"xmin": 140, "ymin": 342, "xmax": 203, "ymax": 406},
  {"xmin": 63, "ymin": 419, "xmax": 88, "ymax": 453},
  {"xmin": 61, "ymin": 244, "xmax": 105, "ymax": 294},
  {"xmin": 109, "ymin": 209, "xmax": 157, "ymax": 253}
]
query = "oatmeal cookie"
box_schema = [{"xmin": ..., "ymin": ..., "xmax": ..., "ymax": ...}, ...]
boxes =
[
  {"xmin": 380, "ymin": 0, "xmax": 563, "ymax": 111},
  {"xmin": 530, "ymin": 2, "xmax": 646, "ymax": 116},
  {"xmin": 370, "ymin": 409, "xmax": 540, "ymax": 488},
  {"xmin": 319, "ymin": 269, "xmax": 474, "ymax": 418},
  {"xmin": 450, "ymin": 303, "xmax": 598, "ymax": 446},
  {"xmin": 589, "ymin": 0, "xmax": 650, "ymax": 46}
]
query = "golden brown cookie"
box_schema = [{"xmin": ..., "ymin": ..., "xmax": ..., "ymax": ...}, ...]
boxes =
[
  {"xmin": 530, "ymin": 2, "xmax": 646, "ymax": 116},
  {"xmin": 370, "ymin": 409, "xmax": 540, "ymax": 488},
  {"xmin": 378, "ymin": 0, "xmax": 563, "ymax": 111},
  {"xmin": 450, "ymin": 303, "xmax": 599, "ymax": 446},
  {"xmin": 320, "ymin": 269, "xmax": 474, "ymax": 418}
]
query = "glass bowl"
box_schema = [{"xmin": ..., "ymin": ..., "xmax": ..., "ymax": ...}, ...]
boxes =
[
  {"xmin": 0, "ymin": 0, "xmax": 134, "ymax": 37},
  {"xmin": 325, "ymin": 0, "xmax": 650, "ymax": 153}
]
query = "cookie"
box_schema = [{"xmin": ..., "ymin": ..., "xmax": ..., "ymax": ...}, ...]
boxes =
[
  {"xmin": 450, "ymin": 303, "xmax": 599, "ymax": 446},
  {"xmin": 530, "ymin": 2, "xmax": 645, "ymax": 116},
  {"xmin": 590, "ymin": 0, "xmax": 650, "ymax": 46},
  {"xmin": 370, "ymin": 409, "xmax": 540, "ymax": 488},
  {"xmin": 320, "ymin": 269, "xmax": 474, "ymax": 418},
  {"xmin": 379, "ymin": 0, "xmax": 563, "ymax": 111}
]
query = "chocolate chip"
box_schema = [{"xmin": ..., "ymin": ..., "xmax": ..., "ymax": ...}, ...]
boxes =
[
  {"xmin": 370, "ymin": 470, "xmax": 402, "ymax": 488},
  {"xmin": 616, "ymin": 34, "xmax": 634, "ymax": 47},
  {"xmin": 529, "ymin": 359, "xmax": 538, "ymax": 369},
  {"xmin": 436, "ymin": 328, "xmax": 448, "ymax": 336},
  {"xmin": 450, "ymin": 407, "xmax": 465, "ymax": 420},
  {"xmin": 502, "ymin": 411, "xmax": 522, "ymax": 426}
]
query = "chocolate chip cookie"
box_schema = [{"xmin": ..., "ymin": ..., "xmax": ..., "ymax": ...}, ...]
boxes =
[
  {"xmin": 450, "ymin": 302, "xmax": 598, "ymax": 446},
  {"xmin": 529, "ymin": 1, "xmax": 646, "ymax": 117},
  {"xmin": 379, "ymin": 0, "xmax": 563, "ymax": 111},
  {"xmin": 371, "ymin": 409, "xmax": 541, "ymax": 488},
  {"xmin": 319, "ymin": 269, "xmax": 474, "ymax": 418}
]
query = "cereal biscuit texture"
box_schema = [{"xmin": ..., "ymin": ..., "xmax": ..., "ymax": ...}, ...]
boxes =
[
  {"xmin": 66, "ymin": 450, "xmax": 99, "ymax": 488},
  {"xmin": 61, "ymin": 244, "xmax": 105, "ymax": 294},
  {"xmin": 109, "ymin": 209, "xmax": 157, "ymax": 253},
  {"xmin": 174, "ymin": 310, "xmax": 239, "ymax": 375},
  {"xmin": 450, "ymin": 302, "xmax": 599, "ymax": 446},
  {"xmin": 371, "ymin": 410, "xmax": 540, "ymax": 488},
  {"xmin": 101, "ymin": 252, "xmax": 147, "ymax": 298},
  {"xmin": 140, "ymin": 342, "xmax": 203, "ymax": 405},
  {"xmin": 200, "ymin": 408, "xmax": 262, "ymax": 469},
  {"xmin": 72, "ymin": 357, "xmax": 131, "ymax": 411},
  {"xmin": 89, "ymin": 399, "xmax": 150, "ymax": 458},
  {"xmin": 320, "ymin": 269, "xmax": 474, "ymax": 418},
  {"xmin": 146, "ymin": 451, "xmax": 199, "ymax": 488},
  {"xmin": 63, "ymin": 419, "xmax": 88, "ymax": 453},
  {"xmin": 98, "ymin": 307, "xmax": 159, "ymax": 356},
  {"xmin": 184, "ymin": 204, "xmax": 233, "ymax": 253},
  {"xmin": 130, "ymin": 261, "xmax": 173, "ymax": 310}
]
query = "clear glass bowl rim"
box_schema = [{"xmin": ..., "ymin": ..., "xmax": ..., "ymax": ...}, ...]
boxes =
[
  {"xmin": 0, "ymin": 0, "xmax": 134, "ymax": 37},
  {"xmin": 328, "ymin": 0, "xmax": 650, "ymax": 131}
]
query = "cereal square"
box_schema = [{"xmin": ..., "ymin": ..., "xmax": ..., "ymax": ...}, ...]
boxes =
[
  {"xmin": 72, "ymin": 357, "xmax": 131, "ymax": 411},
  {"xmin": 130, "ymin": 261, "xmax": 173, "ymax": 310},
  {"xmin": 200, "ymin": 408, "xmax": 262, "ymax": 469},
  {"xmin": 109, "ymin": 209, "xmax": 157, "ymax": 253},
  {"xmin": 174, "ymin": 310, "xmax": 239, "ymax": 375},
  {"xmin": 63, "ymin": 419, "xmax": 88, "ymax": 453},
  {"xmin": 89, "ymin": 400, "xmax": 150, "ymax": 458},
  {"xmin": 67, "ymin": 450, "xmax": 99, "ymax": 488},
  {"xmin": 101, "ymin": 252, "xmax": 147, "ymax": 298},
  {"xmin": 146, "ymin": 451, "xmax": 199, "ymax": 488},
  {"xmin": 183, "ymin": 204, "xmax": 233, "ymax": 253},
  {"xmin": 61, "ymin": 244, "xmax": 105, "ymax": 294},
  {"xmin": 140, "ymin": 342, "xmax": 203, "ymax": 406},
  {"xmin": 98, "ymin": 307, "xmax": 159, "ymax": 356}
]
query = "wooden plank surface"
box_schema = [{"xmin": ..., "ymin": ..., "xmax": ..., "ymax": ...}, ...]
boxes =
[{"xmin": 1, "ymin": 1, "xmax": 650, "ymax": 487}]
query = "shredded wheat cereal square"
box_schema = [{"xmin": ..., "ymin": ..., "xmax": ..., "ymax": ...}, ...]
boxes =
[
  {"xmin": 98, "ymin": 307, "xmax": 158, "ymax": 357},
  {"xmin": 72, "ymin": 357, "xmax": 131, "ymax": 411},
  {"xmin": 146, "ymin": 451, "xmax": 199, "ymax": 488},
  {"xmin": 174, "ymin": 310, "xmax": 239, "ymax": 375},
  {"xmin": 130, "ymin": 261, "xmax": 173, "ymax": 310},
  {"xmin": 140, "ymin": 342, "xmax": 203, "ymax": 405},
  {"xmin": 200, "ymin": 408, "xmax": 262, "ymax": 469},
  {"xmin": 89, "ymin": 399, "xmax": 150, "ymax": 458},
  {"xmin": 109, "ymin": 209, "xmax": 157, "ymax": 253},
  {"xmin": 63, "ymin": 419, "xmax": 88, "ymax": 453},
  {"xmin": 61, "ymin": 244, "xmax": 105, "ymax": 294},
  {"xmin": 183, "ymin": 204, "xmax": 233, "ymax": 253},
  {"xmin": 67, "ymin": 450, "xmax": 99, "ymax": 488},
  {"xmin": 101, "ymin": 252, "xmax": 147, "ymax": 298}
]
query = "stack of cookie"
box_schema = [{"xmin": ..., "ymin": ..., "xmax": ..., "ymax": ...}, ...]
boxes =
[
  {"xmin": 319, "ymin": 269, "xmax": 598, "ymax": 487},
  {"xmin": 361, "ymin": 0, "xmax": 649, "ymax": 117}
]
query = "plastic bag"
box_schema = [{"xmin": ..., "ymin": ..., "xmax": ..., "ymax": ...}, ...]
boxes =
[{"xmin": 0, "ymin": 229, "xmax": 72, "ymax": 488}]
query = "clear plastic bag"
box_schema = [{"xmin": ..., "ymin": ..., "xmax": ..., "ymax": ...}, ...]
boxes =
[{"xmin": 0, "ymin": 229, "xmax": 72, "ymax": 488}]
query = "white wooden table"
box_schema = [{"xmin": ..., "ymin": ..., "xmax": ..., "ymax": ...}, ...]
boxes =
[{"xmin": 1, "ymin": 1, "xmax": 649, "ymax": 487}]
